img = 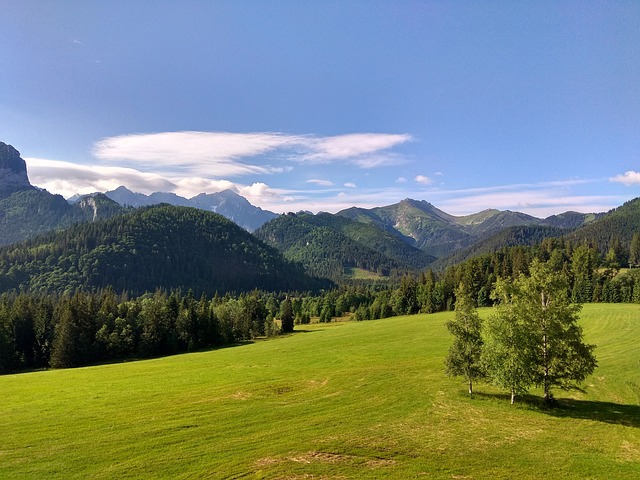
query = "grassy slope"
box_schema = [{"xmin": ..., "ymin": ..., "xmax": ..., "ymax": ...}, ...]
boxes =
[{"xmin": 1, "ymin": 304, "xmax": 639, "ymax": 479}]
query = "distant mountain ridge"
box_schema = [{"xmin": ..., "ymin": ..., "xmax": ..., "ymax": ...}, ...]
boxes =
[
  {"xmin": 104, "ymin": 186, "xmax": 278, "ymax": 232},
  {"xmin": 337, "ymin": 199, "xmax": 599, "ymax": 258}
]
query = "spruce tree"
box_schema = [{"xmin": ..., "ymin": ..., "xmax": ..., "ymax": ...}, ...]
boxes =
[{"xmin": 280, "ymin": 297, "xmax": 294, "ymax": 333}]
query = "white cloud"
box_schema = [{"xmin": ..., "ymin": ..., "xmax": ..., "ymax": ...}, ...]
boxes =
[
  {"xmin": 299, "ymin": 133, "xmax": 412, "ymax": 167},
  {"xmin": 344, "ymin": 182, "xmax": 357, "ymax": 188},
  {"xmin": 25, "ymin": 158, "xmax": 177, "ymax": 197},
  {"xmin": 92, "ymin": 131, "xmax": 412, "ymax": 178},
  {"xmin": 93, "ymin": 131, "xmax": 295, "ymax": 177},
  {"xmin": 396, "ymin": 177, "xmax": 407, "ymax": 183},
  {"xmin": 173, "ymin": 178, "xmax": 237, "ymax": 198},
  {"xmin": 610, "ymin": 171, "xmax": 640, "ymax": 186},
  {"xmin": 415, "ymin": 174, "xmax": 432, "ymax": 185},
  {"xmin": 431, "ymin": 184, "xmax": 624, "ymax": 218},
  {"xmin": 306, "ymin": 179, "xmax": 335, "ymax": 187}
]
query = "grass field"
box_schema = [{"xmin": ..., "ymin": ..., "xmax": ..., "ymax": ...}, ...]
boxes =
[
  {"xmin": 344, "ymin": 267, "xmax": 385, "ymax": 280},
  {"xmin": 1, "ymin": 304, "xmax": 639, "ymax": 479}
]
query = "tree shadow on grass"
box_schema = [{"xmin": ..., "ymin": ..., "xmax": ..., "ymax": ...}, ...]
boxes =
[
  {"xmin": 473, "ymin": 392, "xmax": 640, "ymax": 428},
  {"xmin": 543, "ymin": 398, "xmax": 640, "ymax": 428}
]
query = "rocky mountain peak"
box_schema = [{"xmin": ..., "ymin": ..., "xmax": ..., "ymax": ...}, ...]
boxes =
[{"xmin": 0, "ymin": 141, "xmax": 34, "ymax": 198}]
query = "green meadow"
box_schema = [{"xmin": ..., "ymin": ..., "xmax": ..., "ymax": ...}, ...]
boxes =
[{"xmin": 1, "ymin": 304, "xmax": 639, "ymax": 479}]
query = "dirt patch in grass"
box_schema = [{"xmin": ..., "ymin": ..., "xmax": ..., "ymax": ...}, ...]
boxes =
[
  {"xmin": 256, "ymin": 450, "xmax": 397, "ymax": 470},
  {"xmin": 287, "ymin": 451, "xmax": 355, "ymax": 464},
  {"xmin": 619, "ymin": 440, "xmax": 640, "ymax": 462},
  {"xmin": 231, "ymin": 390, "xmax": 252, "ymax": 400},
  {"xmin": 365, "ymin": 458, "xmax": 397, "ymax": 467}
]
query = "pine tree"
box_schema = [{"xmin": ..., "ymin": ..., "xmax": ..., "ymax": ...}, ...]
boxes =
[{"xmin": 280, "ymin": 297, "xmax": 294, "ymax": 333}]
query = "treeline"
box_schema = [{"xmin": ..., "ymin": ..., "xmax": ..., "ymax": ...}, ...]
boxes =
[
  {"xmin": 350, "ymin": 235, "xmax": 640, "ymax": 320},
  {"xmin": 0, "ymin": 288, "xmax": 312, "ymax": 373},
  {"xmin": 3, "ymin": 231, "xmax": 640, "ymax": 374}
]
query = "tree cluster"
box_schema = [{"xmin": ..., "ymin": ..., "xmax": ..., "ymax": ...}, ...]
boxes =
[{"xmin": 445, "ymin": 260, "xmax": 597, "ymax": 405}]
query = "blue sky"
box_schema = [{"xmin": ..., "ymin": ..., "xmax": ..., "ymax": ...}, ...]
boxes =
[{"xmin": 1, "ymin": 1, "xmax": 639, "ymax": 217}]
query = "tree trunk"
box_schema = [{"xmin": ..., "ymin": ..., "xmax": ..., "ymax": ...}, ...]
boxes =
[
  {"xmin": 468, "ymin": 378, "xmax": 473, "ymax": 396},
  {"xmin": 510, "ymin": 388, "xmax": 515, "ymax": 405},
  {"xmin": 543, "ymin": 331, "xmax": 550, "ymax": 403},
  {"xmin": 541, "ymin": 291, "xmax": 550, "ymax": 404}
]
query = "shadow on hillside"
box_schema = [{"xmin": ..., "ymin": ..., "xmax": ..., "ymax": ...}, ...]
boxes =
[
  {"xmin": 473, "ymin": 392, "xmax": 640, "ymax": 428},
  {"xmin": 545, "ymin": 398, "xmax": 640, "ymax": 428},
  {"xmin": 213, "ymin": 340, "xmax": 254, "ymax": 350}
]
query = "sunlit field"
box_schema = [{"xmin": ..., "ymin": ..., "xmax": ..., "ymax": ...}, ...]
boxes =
[{"xmin": 2, "ymin": 304, "xmax": 638, "ymax": 479}]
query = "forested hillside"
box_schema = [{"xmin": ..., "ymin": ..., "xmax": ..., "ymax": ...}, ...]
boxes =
[
  {"xmin": 0, "ymin": 190, "xmax": 124, "ymax": 245},
  {"xmin": 0, "ymin": 205, "xmax": 328, "ymax": 295},
  {"xmin": 564, "ymin": 197, "xmax": 640, "ymax": 256},
  {"xmin": 255, "ymin": 212, "xmax": 432, "ymax": 281},
  {"xmin": 432, "ymin": 225, "xmax": 571, "ymax": 270}
]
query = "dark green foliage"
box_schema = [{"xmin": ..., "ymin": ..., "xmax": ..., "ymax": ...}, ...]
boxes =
[
  {"xmin": 0, "ymin": 288, "xmax": 291, "ymax": 373},
  {"xmin": 295, "ymin": 212, "xmax": 436, "ymax": 269},
  {"xmin": 0, "ymin": 190, "xmax": 123, "ymax": 245},
  {"xmin": 0, "ymin": 205, "xmax": 328, "ymax": 295},
  {"xmin": 564, "ymin": 197, "xmax": 640, "ymax": 260},
  {"xmin": 482, "ymin": 260, "xmax": 597, "ymax": 404},
  {"xmin": 339, "ymin": 199, "xmax": 474, "ymax": 256},
  {"xmin": 255, "ymin": 213, "xmax": 430, "ymax": 282},
  {"xmin": 433, "ymin": 225, "xmax": 571, "ymax": 270},
  {"xmin": 444, "ymin": 284, "xmax": 484, "ymax": 395},
  {"xmin": 280, "ymin": 297, "xmax": 294, "ymax": 333},
  {"xmin": 338, "ymin": 199, "xmax": 592, "ymax": 259}
]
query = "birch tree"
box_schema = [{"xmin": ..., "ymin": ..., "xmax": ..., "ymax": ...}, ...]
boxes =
[
  {"xmin": 445, "ymin": 284, "xmax": 484, "ymax": 396},
  {"xmin": 483, "ymin": 260, "xmax": 597, "ymax": 405},
  {"xmin": 521, "ymin": 260, "xmax": 597, "ymax": 404},
  {"xmin": 482, "ymin": 278, "xmax": 535, "ymax": 404}
]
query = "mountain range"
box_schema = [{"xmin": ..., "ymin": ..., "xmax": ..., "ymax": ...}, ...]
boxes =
[
  {"xmin": 337, "ymin": 199, "xmax": 600, "ymax": 258},
  {"xmin": 99, "ymin": 186, "xmax": 278, "ymax": 232},
  {"xmin": 2, "ymin": 139, "xmax": 636, "ymax": 291}
]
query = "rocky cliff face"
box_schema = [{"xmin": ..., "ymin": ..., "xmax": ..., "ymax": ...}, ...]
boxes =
[{"xmin": 0, "ymin": 142, "xmax": 34, "ymax": 198}]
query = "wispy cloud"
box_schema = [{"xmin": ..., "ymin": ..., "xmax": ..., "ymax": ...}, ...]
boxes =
[
  {"xmin": 93, "ymin": 131, "xmax": 293, "ymax": 177},
  {"xmin": 25, "ymin": 153, "xmax": 629, "ymax": 219},
  {"xmin": 298, "ymin": 133, "xmax": 412, "ymax": 167},
  {"xmin": 93, "ymin": 131, "xmax": 412, "ymax": 177},
  {"xmin": 427, "ymin": 180, "xmax": 623, "ymax": 217},
  {"xmin": 610, "ymin": 171, "xmax": 640, "ymax": 186},
  {"xmin": 306, "ymin": 179, "xmax": 335, "ymax": 187}
]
